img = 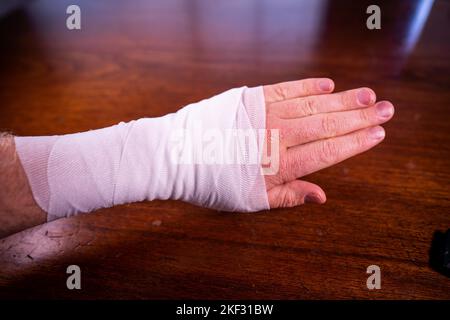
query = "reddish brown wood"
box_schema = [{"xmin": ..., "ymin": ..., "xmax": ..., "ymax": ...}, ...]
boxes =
[{"xmin": 0, "ymin": 0, "xmax": 449, "ymax": 299}]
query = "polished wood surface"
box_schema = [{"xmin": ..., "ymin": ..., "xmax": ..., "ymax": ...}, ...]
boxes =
[{"xmin": 0, "ymin": 0, "xmax": 449, "ymax": 299}]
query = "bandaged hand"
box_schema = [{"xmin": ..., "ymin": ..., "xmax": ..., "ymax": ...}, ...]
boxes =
[{"xmin": 15, "ymin": 78, "xmax": 394, "ymax": 222}]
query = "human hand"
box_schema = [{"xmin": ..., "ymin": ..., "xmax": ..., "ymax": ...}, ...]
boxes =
[{"xmin": 263, "ymin": 78, "xmax": 394, "ymax": 208}]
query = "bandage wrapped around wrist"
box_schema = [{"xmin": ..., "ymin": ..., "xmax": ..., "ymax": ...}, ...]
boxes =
[{"xmin": 15, "ymin": 87, "xmax": 270, "ymax": 221}]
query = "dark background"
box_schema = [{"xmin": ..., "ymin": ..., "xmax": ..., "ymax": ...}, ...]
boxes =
[{"xmin": 0, "ymin": 0, "xmax": 449, "ymax": 299}]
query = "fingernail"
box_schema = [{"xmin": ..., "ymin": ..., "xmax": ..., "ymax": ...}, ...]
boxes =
[
  {"xmin": 376, "ymin": 101, "xmax": 394, "ymax": 118},
  {"xmin": 369, "ymin": 126, "xmax": 385, "ymax": 140},
  {"xmin": 305, "ymin": 193, "xmax": 323, "ymax": 204},
  {"xmin": 319, "ymin": 79, "xmax": 332, "ymax": 92},
  {"xmin": 357, "ymin": 89, "xmax": 373, "ymax": 106}
]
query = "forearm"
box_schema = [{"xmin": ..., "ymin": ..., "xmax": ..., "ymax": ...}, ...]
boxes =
[
  {"xmin": 0, "ymin": 133, "xmax": 46, "ymax": 238},
  {"xmin": 10, "ymin": 86, "xmax": 269, "ymax": 228}
]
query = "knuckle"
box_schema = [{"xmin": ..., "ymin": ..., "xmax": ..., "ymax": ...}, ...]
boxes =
[
  {"xmin": 321, "ymin": 115, "xmax": 339, "ymax": 136},
  {"xmin": 299, "ymin": 81, "xmax": 309, "ymax": 95},
  {"xmin": 359, "ymin": 109, "xmax": 371, "ymax": 124},
  {"xmin": 354, "ymin": 132, "xmax": 367, "ymax": 149},
  {"xmin": 280, "ymin": 189, "xmax": 297, "ymax": 207},
  {"xmin": 303, "ymin": 98, "xmax": 317, "ymax": 115},
  {"xmin": 340, "ymin": 91, "xmax": 352, "ymax": 107},
  {"xmin": 274, "ymin": 85, "xmax": 289, "ymax": 100},
  {"xmin": 319, "ymin": 140, "xmax": 338, "ymax": 163}
]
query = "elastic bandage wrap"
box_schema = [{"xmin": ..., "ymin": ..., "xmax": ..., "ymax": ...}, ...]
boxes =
[{"xmin": 15, "ymin": 86, "xmax": 269, "ymax": 222}]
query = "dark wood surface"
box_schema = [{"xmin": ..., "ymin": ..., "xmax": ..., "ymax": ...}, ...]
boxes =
[{"xmin": 0, "ymin": 0, "xmax": 449, "ymax": 299}]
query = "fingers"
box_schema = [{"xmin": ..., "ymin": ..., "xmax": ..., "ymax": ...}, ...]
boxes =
[
  {"xmin": 282, "ymin": 101, "xmax": 394, "ymax": 148},
  {"xmin": 281, "ymin": 126, "xmax": 386, "ymax": 182},
  {"xmin": 267, "ymin": 180, "xmax": 326, "ymax": 208},
  {"xmin": 263, "ymin": 78, "xmax": 334, "ymax": 103},
  {"xmin": 269, "ymin": 87, "xmax": 376, "ymax": 119}
]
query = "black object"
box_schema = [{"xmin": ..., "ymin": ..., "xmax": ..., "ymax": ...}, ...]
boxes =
[{"xmin": 429, "ymin": 229, "xmax": 450, "ymax": 278}]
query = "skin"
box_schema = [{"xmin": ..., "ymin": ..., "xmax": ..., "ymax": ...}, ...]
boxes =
[
  {"xmin": 0, "ymin": 78, "xmax": 394, "ymax": 238},
  {"xmin": 0, "ymin": 134, "xmax": 46, "ymax": 238},
  {"xmin": 264, "ymin": 78, "xmax": 394, "ymax": 207}
]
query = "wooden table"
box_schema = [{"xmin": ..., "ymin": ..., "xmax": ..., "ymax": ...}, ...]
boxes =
[{"xmin": 0, "ymin": 0, "xmax": 449, "ymax": 299}]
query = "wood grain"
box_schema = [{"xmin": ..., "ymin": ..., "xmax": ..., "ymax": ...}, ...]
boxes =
[{"xmin": 0, "ymin": 0, "xmax": 449, "ymax": 299}]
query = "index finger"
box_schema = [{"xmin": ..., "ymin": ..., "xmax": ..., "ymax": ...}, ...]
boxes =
[{"xmin": 281, "ymin": 126, "xmax": 385, "ymax": 182}]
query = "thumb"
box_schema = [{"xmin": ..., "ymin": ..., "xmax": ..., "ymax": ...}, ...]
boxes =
[{"xmin": 267, "ymin": 180, "xmax": 326, "ymax": 209}]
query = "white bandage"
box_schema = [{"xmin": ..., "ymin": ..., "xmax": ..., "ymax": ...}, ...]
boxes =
[{"xmin": 15, "ymin": 87, "xmax": 270, "ymax": 221}]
